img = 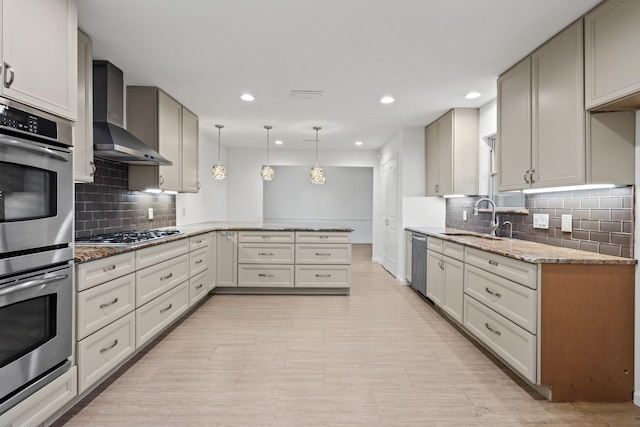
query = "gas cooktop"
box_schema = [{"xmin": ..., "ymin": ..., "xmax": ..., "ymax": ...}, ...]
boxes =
[{"xmin": 75, "ymin": 229, "xmax": 182, "ymax": 246}]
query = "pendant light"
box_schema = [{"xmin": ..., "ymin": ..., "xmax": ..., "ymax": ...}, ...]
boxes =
[
  {"xmin": 310, "ymin": 126, "xmax": 326, "ymax": 184},
  {"xmin": 212, "ymin": 124, "xmax": 226, "ymax": 179},
  {"xmin": 260, "ymin": 125, "xmax": 275, "ymax": 181}
]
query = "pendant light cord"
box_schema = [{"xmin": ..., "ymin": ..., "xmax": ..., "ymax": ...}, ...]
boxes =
[{"xmin": 266, "ymin": 127, "xmax": 270, "ymax": 165}]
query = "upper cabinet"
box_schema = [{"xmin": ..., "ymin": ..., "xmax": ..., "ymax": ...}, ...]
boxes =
[
  {"xmin": 498, "ymin": 18, "xmax": 634, "ymax": 191},
  {"xmin": 585, "ymin": 0, "xmax": 640, "ymax": 110},
  {"xmin": 127, "ymin": 87, "xmax": 199, "ymax": 193},
  {"xmin": 425, "ymin": 108, "xmax": 478, "ymax": 196},
  {"xmin": 1, "ymin": 0, "xmax": 77, "ymax": 120},
  {"xmin": 498, "ymin": 20, "xmax": 585, "ymax": 191},
  {"xmin": 74, "ymin": 29, "xmax": 94, "ymax": 182}
]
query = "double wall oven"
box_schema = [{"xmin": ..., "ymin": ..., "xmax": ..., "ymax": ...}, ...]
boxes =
[{"xmin": 0, "ymin": 97, "xmax": 74, "ymax": 415}]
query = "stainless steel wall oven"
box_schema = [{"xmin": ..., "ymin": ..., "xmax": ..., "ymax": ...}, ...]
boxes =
[{"xmin": 0, "ymin": 97, "xmax": 73, "ymax": 415}]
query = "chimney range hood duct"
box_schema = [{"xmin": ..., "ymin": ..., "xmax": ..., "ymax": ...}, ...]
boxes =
[{"xmin": 92, "ymin": 61, "xmax": 171, "ymax": 166}]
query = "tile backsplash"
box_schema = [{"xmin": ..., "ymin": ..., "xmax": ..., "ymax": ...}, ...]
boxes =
[
  {"xmin": 75, "ymin": 158, "xmax": 176, "ymax": 239},
  {"xmin": 445, "ymin": 186, "xmax": 634, "ymax": 258}
]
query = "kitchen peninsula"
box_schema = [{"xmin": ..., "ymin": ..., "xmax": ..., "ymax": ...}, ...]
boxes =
[{"xmin": 407, "ymin": 226, "xmax": 635, "ymax": 402}]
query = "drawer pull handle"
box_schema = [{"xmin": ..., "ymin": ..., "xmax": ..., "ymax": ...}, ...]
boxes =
[
  {"xmin": 485, "ymin": 287, "xmax": 501, "ymax": 298},
  {"xmin": 103, "ymin": 265, "xmax": 116, "ymax": 272},
  {"xmin": 316, "ymin": 274, "xmax": 332, "ymax": 278},
  {"xmin": 319, "ymin": 235, "xmax": 329, "ymax": 239},
  {"xmin": 485, "ymin": 323, "xmax": 501, "ymax": 336},
  {"xmin": 160, "ymin": 303, "xmax": 173, "ymax": 313},
  {"xmin": 160, "ymin": 273, "xmax": 173, "ymax": 281},
  {"xmin": 196, "ymin": 284, "xmax": 203, "ymax": 289},
  {"xmin": 258, "ymin": 273, "xmax": 275, "ymax": 278},
  {"xmin": 195, "ymin": 259, "xmax": 203, "ymax": 265},
  {"xmin": 488, "ymin": 260, "xmax": 498, "ymax": 267},
  {"xmin": 258, "ymin": 252, "xmax": 274, "ymax": 256},
  {"xmin": 315, "ymin": 252, "xmax": 331, "ymax": 256},
  {"xmin": 439, "ymin": 259, "xmax": 444, "ymax": 270},
  {"xmin": 100, "ymin": 339, "xmax": 118, "ymax": 354},
  {"xmin": 262, "ymin": 235, "xmax": 271, "ymax": 240},
  {"xmin": 99, "ymin": 297, "xmax": 119, "ymax": 309}
]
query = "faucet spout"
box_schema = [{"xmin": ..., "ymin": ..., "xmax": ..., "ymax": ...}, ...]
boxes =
[{"xmin": 474, "ymin": 197, "xmax": 498, "ymax": 236}]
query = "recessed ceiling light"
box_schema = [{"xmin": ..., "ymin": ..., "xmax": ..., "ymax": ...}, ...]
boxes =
[
  {"xmin": 464, "ymin": 92, "xmax": 481, "ymax": 99},
  {"xmin": 355, "ymin": 141, "xmax": 363, "ymax": 146},
  {"xmin": 380, "ymin": 96, "xmax": 394, "ymax": 104},
  {"xmin": 240, "ymin": 93, "xmax": 255, "ymax": 101},
  {"xmin": 274, "ymin": 140, "xmax": 283, "ymax": 145}
]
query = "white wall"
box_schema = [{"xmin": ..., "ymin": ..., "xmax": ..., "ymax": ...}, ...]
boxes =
[
  {"xmin": 176, "ymin": 130, "xmax": 228, "ymax": 225},
  {"xmin": 263, "ymin": 166, "xmax": 373, "ymax": 243},
  {"xmin": 478, "ymin": 99, "xmax": 497, "ymax": 196}
]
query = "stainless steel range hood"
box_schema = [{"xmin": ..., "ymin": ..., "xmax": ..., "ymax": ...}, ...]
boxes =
[{"xmin": 92, "ymin": 61, "xmax": 171, "ymax": 166}]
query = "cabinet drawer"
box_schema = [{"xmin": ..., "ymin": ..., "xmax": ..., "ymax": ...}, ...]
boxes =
[
  {"xmin": 295, "ymin": 244, "xmax": 351, "ymax": 264},
  {"xmin": 238, "ymin": 265, "xmax": 294, "ymax": 288},
  {"xmin": 427, "ymin": 237, "xmax": 443, "ymax": 253},
  {"xmin": 0, "ymin": 367, "xmax": 77, "ymax": 427},
  {"xmin": 77, "ymin": 312, "xmax": 136, "ymax": 393},
  {"xmin": 136, "ymin": 239, "xmax": 189, "ymax": 270},
  {"xmin": 189, "ymin": 270, "xmax": 209, "ymax": 306},
  {"xmin": 238, "ymin": 231, "xmax": 295, "ymax": 243},
  {"xmin": 190, "ymin": 247, "xmax": 208, "ymax": 276},
  {"xmin": 238, "ymin": 243, "xmax": 295, "ymax": 264},
  {"xmin": 465, "ymin": 247, "xmax": 537, "ymax": 289},
  {"xmin": 443, "ymin": 241, "xmax": 464, "ymax": 261},
  {"xmin": 77, "ymin": 273, "xmax": 136, "ymax": 340},
  {"xmin": 136, "ymin": 254, "xmax": 189, "ymax": 307},
  {"xmin": 295, "ymin": 265, "xmax": 350, "ymax": 288},
  {"xmin": 136, "ymin": 282, "xmax": 189, "ymax": 348},
  {"xmin": 295, "ymin": 231, "xmax": 351, "ymax": 244},
  {"xmin": 464, "ymin": 264, "xmax": 537, "ymax": 334},
  {"xmin": 76, "ymin": 252, "xmax": 136, "ymax": 291},
  {"xmin": 463, "ymin": 295, "xmax": 536, "ymax": 383},
  {"xmin": 189, "ymin": 234, "xmax": 209, "ymax": 251}
]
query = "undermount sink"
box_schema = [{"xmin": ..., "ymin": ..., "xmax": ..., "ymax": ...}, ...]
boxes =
[{"xmin": 442, "ymin": 232, "xmax": 503, "ymax": 241}]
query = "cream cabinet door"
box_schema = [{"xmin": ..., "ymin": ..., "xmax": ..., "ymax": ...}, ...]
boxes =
[
  {"xmin": 1, "ymin": 0, "xmax": 77, "ymax": 120},
  {"xmin": 531, "ymin": 19, "xmax": 584, "ymax": 189},
  {"xmin": 158, "ymin": 90, "xmax": 181, "ymax": 191},
  {"xmin": 442, "ymin": 256, "xmax": 464, "ymax": 325},
  {"xmin": 437, "ymin": 110, "xmax": 453, "ymax": 195},
  {"xmin": 585, "ymin": 0, "xmax": 640, "ymax": 109},
  {"xmin": 216, "ymin": 231, "xmax": 237, "ymax": 287},
  {"xmin": 424, "ymin": 122, "xmax": 439, "ymax": 196},
  {"xmin": 497, "ymin": 57, "xmax": 531, "ymax": 191},
  {"xmin": 181, "ymin": 107, "xmax": 199, "ymax": 192},
  {"xmin": 74, "ymin": 29, "xmax": 94, "ymax": 182},
  {"xmin": 426, "ymin": 250, "xmax": 443, "ymax": 306}
]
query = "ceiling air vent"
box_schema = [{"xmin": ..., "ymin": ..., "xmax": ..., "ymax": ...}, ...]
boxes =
[{"xmin": 290, "ymin": 90, "xmax": 323, "ymax": 99}]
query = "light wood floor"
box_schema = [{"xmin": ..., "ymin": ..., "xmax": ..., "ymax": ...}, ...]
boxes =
[{"xmin": 55, "ymin": 245, "xmax": 640, "ymax": 426}]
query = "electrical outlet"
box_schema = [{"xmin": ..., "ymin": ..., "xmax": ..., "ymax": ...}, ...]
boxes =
[
  {"xmin": 533, "ymin": 213, "xmax": 549, "ymax": 229},
  {"xmin": 561, "ymin": 214, "xmax": 572, "ymax": 232},
  {"xmin": 463, "ymin": 210, "xmax": 467, "ymax": 221},
  {"xmin": 148, "ymin": 208, "xmax": 153, "ymax": 220}
]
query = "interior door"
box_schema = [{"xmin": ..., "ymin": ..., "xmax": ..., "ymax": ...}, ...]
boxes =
[{"xmin": 380, "ymin": 158, "xmax": 398, "ymax": 276}]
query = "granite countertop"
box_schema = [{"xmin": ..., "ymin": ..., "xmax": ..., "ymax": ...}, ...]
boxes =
[
  {"xmin": 406, "ymin": 227, "xmax": 636, "ymax": 265},
  {"xmin": 74, "ymin": 222, "xmax": 353, "ymax": 264}
]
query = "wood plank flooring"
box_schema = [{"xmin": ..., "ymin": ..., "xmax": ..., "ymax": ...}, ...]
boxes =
[{"xmin": 54, "ymin": 245, "xmax": 640, "ymax": 426}]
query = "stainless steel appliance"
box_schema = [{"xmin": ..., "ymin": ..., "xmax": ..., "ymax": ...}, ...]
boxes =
[
  {"xmin": 0, "ymin": 97, "xmax": 73, "ymax": 414},
  {"xmin": 75, "ymin": 229, "xmax": 182, "ymax": 246},
  {"xmin": 411, "ymin": 233, "xmax": 427, "ymax": 297}
]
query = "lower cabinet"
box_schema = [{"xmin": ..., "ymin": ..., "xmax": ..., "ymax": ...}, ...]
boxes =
[
  {"xmin": 0, "ymin": 367, "xmax": 77, "ymax": 427},
  {"xmin": 238, "ymin": 264, "xmax": 295, "ymax": 288},
  {"xmin": 77, "ymin": 313, "xmax": 136, "ymax": 393},
  {"xmin": 426, "ymin": 237, "xmax": 464, "ymax": 324},
  {"xmin": 216, "ymin": 231, "xmax": 237, "ymax": 287},
  {"xmin": 294, "ymin": 232, "xmax": 351, "ymax": 290},
  {"xmin": 295, "ymin": 265, "xmax": 350, "ymax": 288}
]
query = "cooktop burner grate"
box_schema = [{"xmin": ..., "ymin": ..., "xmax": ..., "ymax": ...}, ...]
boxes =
[{"xmin": 76, "ymin": 229, "xmax": 182, "ymax": 245}]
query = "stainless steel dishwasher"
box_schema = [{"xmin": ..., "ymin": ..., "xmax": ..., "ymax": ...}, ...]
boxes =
[{"xmin": 411, "ymin": 233, "xmax": 427, "ymax": 296}]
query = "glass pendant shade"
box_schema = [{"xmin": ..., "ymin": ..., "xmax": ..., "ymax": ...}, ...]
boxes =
[
  {"xmin": 261, "ymin": 165, "xmax": 275, "ymax": 180},
  {"xmin": 212, "ymin": 124, "xmax": 226, "ymax": 179},
  {"xmin": 310, "ymin": 165, "xmax": 325, "ymax": 184},
  {"xmin": 310, "ymin": 126, "xmax": 325, "ymax": 184},
  {"xmin": 261, "ymin": 125, "xmax": 275, "ymax": 181}
]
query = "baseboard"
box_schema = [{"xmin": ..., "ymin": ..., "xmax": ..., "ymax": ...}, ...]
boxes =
[{"xmin": 634, "ymin": 390, "xmax": 640, "ymax": 407}]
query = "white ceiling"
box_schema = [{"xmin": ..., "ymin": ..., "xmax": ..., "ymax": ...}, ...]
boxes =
[{"xmin": 78, "ymin": 0, "xmax": 601, "ymax": 151}]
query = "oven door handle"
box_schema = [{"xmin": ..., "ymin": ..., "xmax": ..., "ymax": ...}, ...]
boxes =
[
  {"xmin": 0, "ymin": 274, "xmax": 69, "ymax": 297},
  {"xmin": 0, "ymin": 135, "xmax": 69, "ymax": 162}
]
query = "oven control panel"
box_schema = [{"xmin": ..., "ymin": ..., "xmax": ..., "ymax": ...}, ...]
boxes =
[{"xmin": 0, "ymin": 104, "xmax": 57, "ymax": 139}]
